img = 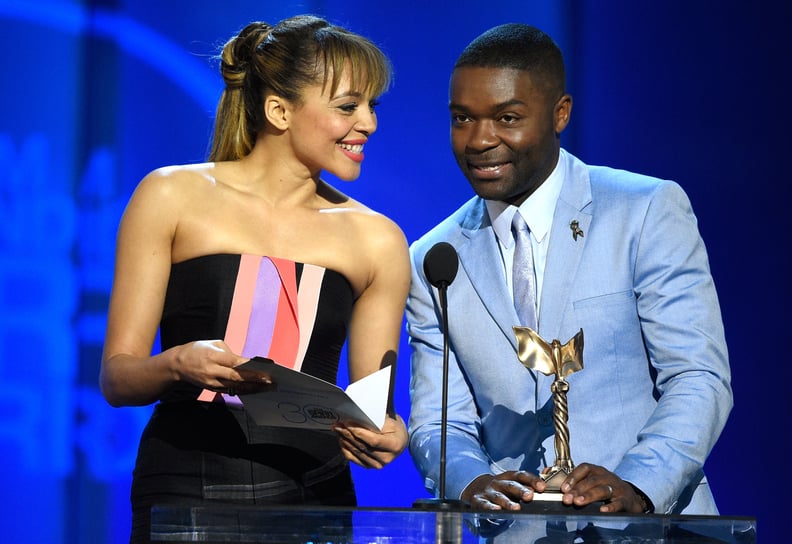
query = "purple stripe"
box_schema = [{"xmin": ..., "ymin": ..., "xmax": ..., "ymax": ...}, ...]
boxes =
[{"xmin": 241, "ymin": 257, "xmax": 280, "ymax": 358}]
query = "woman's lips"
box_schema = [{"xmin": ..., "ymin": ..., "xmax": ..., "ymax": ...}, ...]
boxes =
[{"xmin": 338, "ymin": 141, "xmax": 365, "ymax": 163}]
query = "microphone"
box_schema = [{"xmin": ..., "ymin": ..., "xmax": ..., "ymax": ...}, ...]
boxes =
[
  {"xmin": 424, "ymin": 241, "xmax": 458, "ymax": 289},
  {"xmin": 414, "ymin": 242, "xmax": 467, "ymax": 513}
]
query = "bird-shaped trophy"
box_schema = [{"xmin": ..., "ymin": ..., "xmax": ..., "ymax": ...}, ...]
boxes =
[{"xmin": 513, "ymin": 327, "xmax": 584, "ymax": 493}]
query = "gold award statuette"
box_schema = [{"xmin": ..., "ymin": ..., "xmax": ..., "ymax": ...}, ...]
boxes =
[{"xmin": 513, "ymin": 327, "xmax": 584, "ymax": 492}]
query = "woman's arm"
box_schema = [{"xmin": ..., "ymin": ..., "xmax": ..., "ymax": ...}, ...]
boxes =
[
  {"xmin": 99, "ymin": 169, "xmax": 249, "ymax": 406},
  {"xmin": 335, "ymin": 211, "xmax": 411, "ymax": 468}
]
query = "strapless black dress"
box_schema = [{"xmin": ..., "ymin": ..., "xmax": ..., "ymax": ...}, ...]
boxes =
[{"xmin": 129, "ymin": 254, "xmax": 356, "ymax": 543}]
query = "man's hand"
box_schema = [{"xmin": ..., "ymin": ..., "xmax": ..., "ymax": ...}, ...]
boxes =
[
  {"xmin": 461, "ymin": 471, "xmax": 547, "ymax": 510},
  {"xmin": 561, "ymin": 463, "xmax": 652, "ymax": 513}
]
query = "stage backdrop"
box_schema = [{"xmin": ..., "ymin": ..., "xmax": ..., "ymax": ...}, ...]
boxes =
[{"xmin": 0, "ymin": 0, "xmax": 786, "ymax": 542}]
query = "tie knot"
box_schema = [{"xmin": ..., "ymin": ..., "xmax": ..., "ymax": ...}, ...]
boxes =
[
  {"xmin": 512, "ymin": 211, "xmax": 527, "ymax": 228},
  {"xmin": 512, "ymin": 212, "xmax": 529, "ymax": 238}
]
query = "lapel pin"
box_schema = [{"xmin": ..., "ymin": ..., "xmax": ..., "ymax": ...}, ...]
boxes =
[{"xmin": 570, "ymin": 220, "xmax": 584, "ymax": 241}]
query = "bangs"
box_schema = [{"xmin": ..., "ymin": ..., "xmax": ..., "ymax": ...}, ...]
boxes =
[{"xmin": 316, "ymin": 31, "xmax": 392, "ymax": 98}]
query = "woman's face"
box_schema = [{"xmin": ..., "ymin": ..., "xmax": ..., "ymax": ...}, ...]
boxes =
[{"xmin": 287, "ymin": 69, "xmax": 379, "ymax": 181}]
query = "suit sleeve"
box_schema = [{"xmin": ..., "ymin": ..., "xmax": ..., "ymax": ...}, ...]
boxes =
[{"xmin": 613, "ymin": 181, "xmax": 733, "ymax": 513}]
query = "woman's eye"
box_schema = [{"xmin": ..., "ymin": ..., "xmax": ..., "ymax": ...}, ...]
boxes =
[{"xmin": 339, "ymin": 103, "xmax": 358, "ymax": 113}]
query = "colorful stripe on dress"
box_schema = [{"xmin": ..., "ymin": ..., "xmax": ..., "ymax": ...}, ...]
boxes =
[{"xmin": 198, "ymin": 255, "xmax": 326, "ymax": 404}]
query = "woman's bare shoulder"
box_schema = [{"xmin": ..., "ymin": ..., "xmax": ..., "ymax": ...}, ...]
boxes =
[
  {"xmin": 131, "ymin": 162, "xmax": 218, "ymax": 201},
  {"xmin": 142, "ymin": 162, "xmax": 216, "ymax": 187}
]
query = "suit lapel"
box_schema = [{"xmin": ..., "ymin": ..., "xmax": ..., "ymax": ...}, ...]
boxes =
[
  {"xmin": 539, "ymin": 153, "xmax": 593, "ymax": 344},
  {"xmin": 536, "ymin": 153, "xmax": 593, "ymax": 403},
  {"xmin": 456, "ymin": 199, "xmax": 522, "ymax": 353}
]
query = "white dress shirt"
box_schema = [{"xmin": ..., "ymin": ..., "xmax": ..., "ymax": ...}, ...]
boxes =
[{"xmin": 485, "ymin": 149, "xmax": 566, "ymax": 319}]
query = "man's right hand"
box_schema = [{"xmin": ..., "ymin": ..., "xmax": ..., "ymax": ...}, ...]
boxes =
[{"xmin": 461, "ymin": 471, "xmax": 547, "ymax": 510}]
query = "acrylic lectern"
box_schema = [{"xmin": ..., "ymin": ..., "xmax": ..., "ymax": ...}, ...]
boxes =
[{"xmin": 150, "ymin": 504, "xmax": 756, "ymax": 543}]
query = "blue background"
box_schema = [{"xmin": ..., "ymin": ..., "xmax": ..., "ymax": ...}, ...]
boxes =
[{"xmin": 0, "ymin": 1, "xmax": 787, "ymax": 542}]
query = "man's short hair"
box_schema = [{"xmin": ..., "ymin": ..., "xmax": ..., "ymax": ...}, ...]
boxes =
[{"xmin": 454, "ymin": 23, "xmax": 566, "ymax": 97}]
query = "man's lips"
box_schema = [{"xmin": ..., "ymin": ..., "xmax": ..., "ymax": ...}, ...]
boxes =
[{"xmin": 468, "ymin": 161, "xmax": 511, "ymax": 178}]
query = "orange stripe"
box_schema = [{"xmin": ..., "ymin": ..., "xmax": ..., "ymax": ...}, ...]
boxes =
[{"xmin": 267, "ymin": 257, "xmax": 299, "ymax": 368}]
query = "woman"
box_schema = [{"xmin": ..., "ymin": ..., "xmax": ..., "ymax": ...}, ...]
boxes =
[{"xmin": 99, "ymin": 15, "xmax": 410, "ymax": 542}]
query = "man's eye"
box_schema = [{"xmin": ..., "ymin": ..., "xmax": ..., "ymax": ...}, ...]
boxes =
[
  {"xmin": 451, "ymin": 114, "xmax": 470, "ymax": 124},
  {"xmin": 500, "ymin": 114, "xmax": 520, "ymax": 123}
]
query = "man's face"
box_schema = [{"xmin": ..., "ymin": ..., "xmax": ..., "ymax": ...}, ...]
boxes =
[{"xmin": 449, "ymin": 66, "xmax": 570, "ymax": 205}]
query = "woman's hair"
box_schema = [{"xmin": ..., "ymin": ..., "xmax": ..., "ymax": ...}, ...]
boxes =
[{"xmin": 209, "ymin": 15, "xmax": 392, "ymax": 162}]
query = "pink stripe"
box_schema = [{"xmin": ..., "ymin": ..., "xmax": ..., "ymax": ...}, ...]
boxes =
[
  {"xmin": 241, "ymin": 258, "xmax": 280, "ymax": 358},
  {"xmin": 293, "ymin": 264, "xmax": 324, "ymax": 371},
  {"xmin": 197, "ymin": 255, "xmax": 260, "ymax": 404},
  {"xmin": 223, "ymin": 255, "xmax": 260, "ymax": 353},
  {"xmin": 197, "ymin": 390, "xmax": 219, "ymax": 402}
]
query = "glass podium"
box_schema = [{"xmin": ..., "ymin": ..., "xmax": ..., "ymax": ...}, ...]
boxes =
[{"xmin": 150, "ymin": 504, "xmax": 757, "ymax": 543}]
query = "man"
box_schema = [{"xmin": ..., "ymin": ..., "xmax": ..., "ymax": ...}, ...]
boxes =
[{"xmin": 407, "ymin": 23, "xmax": 732, "ymax": 516}]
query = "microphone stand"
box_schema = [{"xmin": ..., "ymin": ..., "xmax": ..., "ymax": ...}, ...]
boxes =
[
  {"xmin": 414, "ymin": 278, "xmax": 464, "ymax": 507},
  {"xmin": 414, "ymin": 279, "xmax": 466, "ymax": 542},
  {"xmin": 411, "ymin": 242, "xmax": 466, "ymax": 542}
]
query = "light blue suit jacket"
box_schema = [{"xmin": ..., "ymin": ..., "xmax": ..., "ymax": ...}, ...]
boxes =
[{"xmin": 407, "ymin": 151, "xmax": 732, "ymax": 514}]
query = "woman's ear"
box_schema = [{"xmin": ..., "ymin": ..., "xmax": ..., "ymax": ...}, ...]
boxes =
[{"xmin": 264, "ymin": 94, "xmax": 290, "ymax": 131}]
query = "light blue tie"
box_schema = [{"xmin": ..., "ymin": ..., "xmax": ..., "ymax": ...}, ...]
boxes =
[{"xmin": 512, "ymin": 212, "xmax": 538, "ymax": 330}]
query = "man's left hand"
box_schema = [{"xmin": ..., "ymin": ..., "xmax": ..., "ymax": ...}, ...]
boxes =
[{"xmin": 561, "ymin": 463, "xmax": 650, "ymax": 513}]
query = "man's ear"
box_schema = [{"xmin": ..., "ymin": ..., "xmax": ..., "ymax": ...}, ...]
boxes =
[
  {"xmin": 554, "ymin": 93, "xmax": 573, "ymax": 134},
  {"xmin": 264, "ymin": 94, "xmax": 290, "ymax": 131}
]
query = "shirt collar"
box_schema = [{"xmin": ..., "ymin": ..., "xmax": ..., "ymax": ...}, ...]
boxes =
[{"xmin": 486, "ymin": 149, "xmax": 566, "ymax": 248}]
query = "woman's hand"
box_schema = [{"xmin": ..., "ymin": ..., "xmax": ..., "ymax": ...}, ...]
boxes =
[
  {"xmin": 172, "ymin": 340, "xmax": 270, "ymax": 395},
  {"xmin": 334, "ymin": 414, "xmax": 408, "ymax": 469}
]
